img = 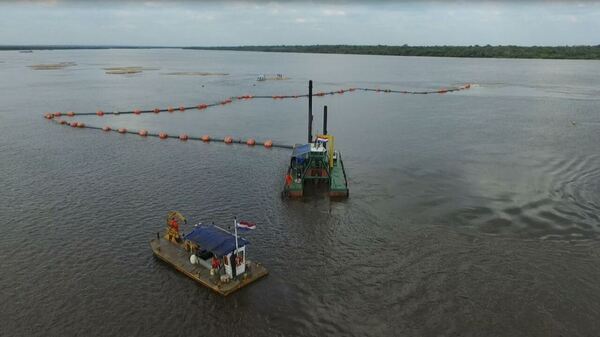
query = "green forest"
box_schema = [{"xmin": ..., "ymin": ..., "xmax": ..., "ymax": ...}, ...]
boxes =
[
  {"xmin": 4, "ymin": 45, "xmax": 600, "ymax": 60},
  {"xmin": 185, "ymin": 45, "xmax": 600, "ymax": 60}
]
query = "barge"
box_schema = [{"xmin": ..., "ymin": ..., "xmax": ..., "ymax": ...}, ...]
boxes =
[{"xmin": 150, "ymin": 212, "xmax": 268, "ymax": 296}]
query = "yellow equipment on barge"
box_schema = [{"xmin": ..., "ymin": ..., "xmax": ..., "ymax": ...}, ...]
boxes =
[{"xmin": 150, "ymin": 212, "xmax": 268, "ymax": 296}]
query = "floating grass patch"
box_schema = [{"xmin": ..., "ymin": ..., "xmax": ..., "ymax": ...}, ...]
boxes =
[
  {"xmin": 105, "ymin": 67, "xmax": 143, "ymax": 74},
  {"xmin": 257, "ymin": 74, "xmax": 290, "ymax": 81},
  {"xmin": 28, "ymin": 62, "xmax": 77, "ymax": 70},
  {"xmin": 104, "ymin": 66, "xmax": 159, "ymax": 74},
  {"xmin": 162, "ymin": 71, "xmax": 229, "ymax": 76}
]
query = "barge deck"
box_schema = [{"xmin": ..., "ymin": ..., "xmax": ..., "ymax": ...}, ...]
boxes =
[{"xmin": 151, "ymin": 237, "xmax": 268, "ymax": 296}]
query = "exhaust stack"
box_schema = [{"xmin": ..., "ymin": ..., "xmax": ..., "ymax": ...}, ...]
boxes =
[
  {"xmin": 308, "ymin": 80, "xmax": 313, "ymax": 143},
  {"xmin": 323, "ymin": 105, "xmax": 328, "ymax": 135}
]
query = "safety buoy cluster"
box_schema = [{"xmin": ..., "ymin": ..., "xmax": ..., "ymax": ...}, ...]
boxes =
[{"xmin": 65, "ymin": 121, "xmax": 85, "ymax": 128}]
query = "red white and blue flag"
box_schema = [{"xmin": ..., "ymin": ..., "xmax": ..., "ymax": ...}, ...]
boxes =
[
  {"xmin": 316, "ymin": 137, "xmax": 328, "ymax": 143},
  {"xmin": 236, "ymin": 221, "xmax": 256, "ymax": 230}
]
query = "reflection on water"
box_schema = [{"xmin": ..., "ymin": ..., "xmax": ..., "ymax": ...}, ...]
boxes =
[{"xmin": 1, "ymin": 49, "xmax": 600, "ymax": 336}]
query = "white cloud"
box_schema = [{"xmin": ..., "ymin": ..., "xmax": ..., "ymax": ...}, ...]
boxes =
[{"xmin": 0, "ymin": 1, "xmax": 599, "ymax": 46}]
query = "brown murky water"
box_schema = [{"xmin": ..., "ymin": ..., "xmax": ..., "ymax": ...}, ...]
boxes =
[{"xmin": 1, "ymin": 49, "xmax": 599, "ymax": 336}]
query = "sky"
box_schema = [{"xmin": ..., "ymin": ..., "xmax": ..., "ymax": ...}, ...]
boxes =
[{"xmin": 1, "ymin": 1, "xmax": 599, "ymax": 46}]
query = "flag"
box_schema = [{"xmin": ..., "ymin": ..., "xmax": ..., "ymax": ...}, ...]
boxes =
[
  {"xmin": 236, "ymin": 221, "xmax": 256, "ymax": 230},
  {"xmin": 316, "ymin": 137, "xmax": 328, "ymax": 143}
]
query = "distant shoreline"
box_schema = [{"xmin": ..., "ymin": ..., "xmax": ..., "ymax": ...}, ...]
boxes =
[
  {"xmin": 185, "ymin": 45, "xmax": 600, "ymax": 60},
  {"xmin": 2, "ymin": 44, "xmax": 600, "ymax": 60},
  {"xmin": 0, "ymin": 45, "xmax": 171, "ymax": 51}
]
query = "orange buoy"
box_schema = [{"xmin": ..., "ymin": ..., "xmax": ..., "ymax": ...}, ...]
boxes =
[
  {"xmin": 197, "ymin": 104, "xmax": 208, "ymax": 110},
  {"xmin": 76, "ymin": 122, "xmax": 85, "ymax": 128},
  {"xmin": 44, "ymin": 113, "xmax": 52, "ymax": 119},
  {"xmin": 118, "ymin": 128, "xmax": 127, "ymax": 134},
  {"xmin": 264, "ymin": 140, "xmax": 273, "ymax": 148},
  {"xmin": 224, "ymin": 136, "xmax": 233, "ymax": 144},
  {"xmin": 54, "ymin": 112, "xmax": 62, "ymax": 117},
  {"xmin": 167, "ymin": 106, "xmax": 174, "ymax": 112},
  {"xmin": 438, "ymin": 88, "xmax": 448, "ymax": 94},
  {"xmin": 201, "ymin": 135, "xmax": 210, "ymax": 142},
  {"xmin": 133, "ymin": 109, "xmax": 141, "ymax": 115},
  {"xmin": 246, "ymin": 138, "xmax": 256, "ymax": 146},
  {"xmin": 59, "ymin": 120, "xmax": 67, "ymax": 125},
  {"xmin": 96, "ymin": 110, "xmax": 104, "ymax": 116},
  {"xmin": 159, "ymin": 132, "xmax": 168, "ymax": 139},
  {"xmin": 102, "ymin": 126, "xmax": 111, "ymax": 132},
  {"xmin": 179, "ymin": 133, "xmax": 188, "ymax": 141},
  {"xmin": 67, "ymin": 111, "xmax": 75, "ymax": 117},
  {"xmin": 70, "ymin": 121, "xmax": 78, "ymax": 127},
  {"xmin": 221, "ymin": 99, "xmax": 232, "ymax": 105},
  {"xmin": 138, "ymin": 129, "xmax": 148, "ymax": 137},
  {"xmin": 153, "ymin": 108, "xmax": 160, "ymax": 113},
  {"xmin": 179, "ymin": 106, "xmax": 185, "ymax": 111}
]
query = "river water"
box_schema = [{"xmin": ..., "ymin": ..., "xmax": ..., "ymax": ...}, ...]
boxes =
[{"xmin": 1, "ymin": 49, "xmax": 600, "ymax": 336}]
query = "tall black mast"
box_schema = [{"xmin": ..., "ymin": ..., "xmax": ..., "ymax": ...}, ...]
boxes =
[{"xmin": 308, "ymin": 80, "xmax": 313, "ymax": 143}]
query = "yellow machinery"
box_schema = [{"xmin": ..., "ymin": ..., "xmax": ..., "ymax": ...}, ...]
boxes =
[
  {"xmin": 165, "ymin": 211, "xmax": 187, "ymax": 243},
  {"xmin": 315, "ymin": 134, "xmax": 335, "ymax": 169}
]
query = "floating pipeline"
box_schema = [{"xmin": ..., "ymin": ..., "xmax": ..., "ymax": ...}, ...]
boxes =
[
  {"xmin": 47, "ymin": 118, "xmax": 289, "ymax": 149},
  {"xmin": 42, "ymin": 83, "xmax": 473, "ymax": 149},
  {"xmin": 43, "ymin": 84, "xmax": 472, "ymax": 118}
]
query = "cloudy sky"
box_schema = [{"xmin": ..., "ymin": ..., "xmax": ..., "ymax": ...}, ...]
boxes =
[{"xmin": 1, "ymin": 1, "xmax": 599, "ymax": 46}]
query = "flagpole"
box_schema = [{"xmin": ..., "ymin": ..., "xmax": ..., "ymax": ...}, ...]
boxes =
[{"xmin": 234, "ymin": 216, "xmax": 239, "ymax": 252}]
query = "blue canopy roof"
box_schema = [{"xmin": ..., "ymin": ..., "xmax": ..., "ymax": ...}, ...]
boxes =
[
  {"xmin": 184, "ymin": 225, "xmax": 248, "ymax": 257},
  {"xmin": 292, "ymin": 143, "xmax": 311, "ymax": 158}
]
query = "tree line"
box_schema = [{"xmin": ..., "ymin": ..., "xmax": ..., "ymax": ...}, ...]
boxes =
[
  {"xmin": 185, "ymin": 45, "xmax": 600, "ymax": 60},
  {"xmin": 4, "ymin": 44, "xmax": 600, "ymax": 59}
]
